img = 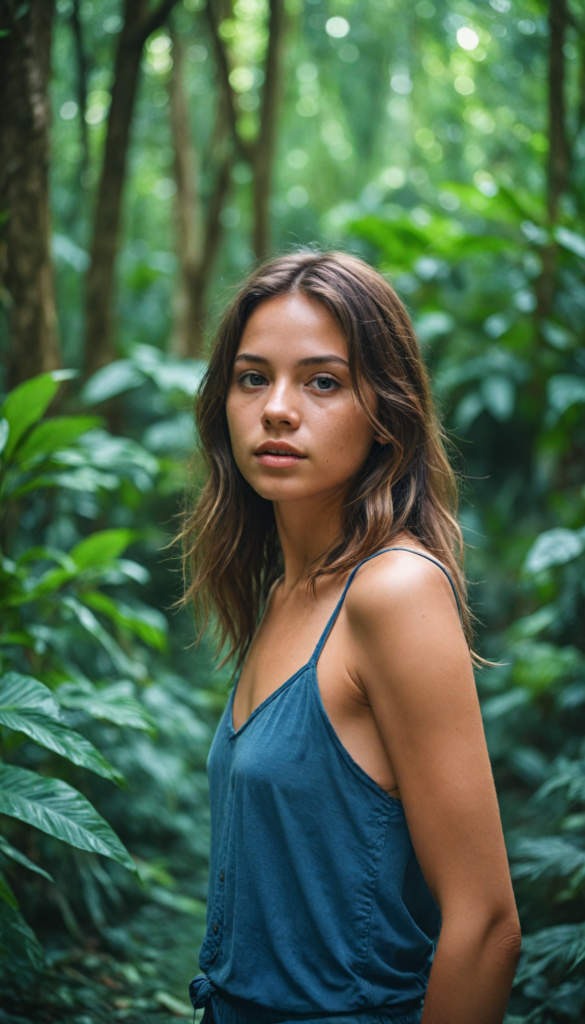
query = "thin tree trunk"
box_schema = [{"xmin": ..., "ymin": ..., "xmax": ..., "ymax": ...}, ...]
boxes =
[
  {"xmin": 206, "ymin": 0, "xmax": 286, "ymax": 263},
  {"xmin": 84, "ymin": 0, "xmax": 147, "ymax": 377},
  {"xmin": 83, "ymin": 0, "xmax": 179, "ymax": 378},
  {"xmin": 168, "ymin": 29, "xmax": 233, "ymax": 356},
  {"xmin": 168, "ymin": 28, "xmax": 202, "ymax": 358},
  {"xmin": 251, "ymin": 0, "xmax": 285, "ymax": 260},
  {"xmin": 0, "ymin": 0, "xmax": 60, "ymax": 388}
]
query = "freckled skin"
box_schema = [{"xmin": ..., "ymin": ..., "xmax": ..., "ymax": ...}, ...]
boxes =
[{"xmin": 225, "ymin": 293, "xmax": 376, "ymax": 508}]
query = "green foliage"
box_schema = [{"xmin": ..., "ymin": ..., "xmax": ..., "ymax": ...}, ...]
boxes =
[
  {"xmin": 0, "ymin": 674, "xmax": 123, "ymax": 784},
  {"xmin": 0, "ymin": 369, "xmax": 201, "ymax": 997},
  {"xmin": 2, "ymin": 0, "xmax": 584, "ymax": 1018},
  {"xmin": 0, "ymin": 359, "xmax": 220, "ymax": 1014},
  {"xmin": 0, "ymin": 765, "xmax": 136, "ymax": 873}
]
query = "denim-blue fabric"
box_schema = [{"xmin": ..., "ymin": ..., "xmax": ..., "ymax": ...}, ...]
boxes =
[{"xmin": 191, "ymin": 549, "xmax": 458, "ymax": 1023}]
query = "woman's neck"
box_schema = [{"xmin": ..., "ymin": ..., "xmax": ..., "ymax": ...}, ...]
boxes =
[{"xmin": 273, "ymin": 490, "xmax": 345, "ymax": 594}]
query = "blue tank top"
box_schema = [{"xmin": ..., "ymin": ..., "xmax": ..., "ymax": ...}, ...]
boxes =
[{"xmin": 191, "ymin": 549, "xmax": 460, "ymax": 1021}]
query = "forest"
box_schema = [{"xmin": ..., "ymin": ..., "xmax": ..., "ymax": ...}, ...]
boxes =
[{"xmin": 0, "ymin": 0, "xmax": 584, "ymax": 1021}]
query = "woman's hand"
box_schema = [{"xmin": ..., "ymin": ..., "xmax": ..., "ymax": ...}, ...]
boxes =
[{"xmin": 347, "ymin": 549, "xmax": 521, "ymax": 1024}]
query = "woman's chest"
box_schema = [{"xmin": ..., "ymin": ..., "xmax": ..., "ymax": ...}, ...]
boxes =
[
  {"xmin": 231, "ymin": 591, "xmax": 336, "ymax": 732},
  {"xmin": 229, "ymin": 603, "xmax": 401, "ymax": 798}
]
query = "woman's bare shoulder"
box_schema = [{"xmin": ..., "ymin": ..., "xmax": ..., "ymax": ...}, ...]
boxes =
[
  {"xmin": 344, "ymin": 543, "xmax": 460, "ymax": 627},
  {"xmin": 343, "ymin": 544, "xmax": 472, "ymax": 703}
]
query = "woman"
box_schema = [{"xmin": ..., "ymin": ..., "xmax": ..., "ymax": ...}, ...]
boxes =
[{"xmin": 182, "ymin": 250, "xmax": 521, "ymax": 1024}]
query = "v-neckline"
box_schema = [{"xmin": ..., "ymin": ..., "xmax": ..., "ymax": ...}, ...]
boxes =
[{"xmin": 227, "ymin": 661, "xmax": 311, "ymax": 739}]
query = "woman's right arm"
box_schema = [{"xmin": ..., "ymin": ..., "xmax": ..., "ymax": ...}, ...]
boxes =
[{"xmin": 347, "ymin": 551, "xmax": 521, "ymax": 1024}]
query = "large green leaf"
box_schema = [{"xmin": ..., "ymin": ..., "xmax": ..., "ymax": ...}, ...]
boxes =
[
  {"xmin": 82, "ymin": 591, "xmax": 168, "ymax": 651},
  {"xmin": 80, "ymin": 359, "xmax": 145, "ymax": 405},
  {"xmin": 524, "ymin": 529, "xmax": 585, "ymax": 574},
  {"xmin": 0, "ymin": 370, "xmax": 76, "ymax": 462},
  {"xmin": 16, "ymin": 416, "xmax": 103, "ymax": 464},
  {"xmin": 0, "ymin": 673, "xmax": 123, "ymax": 784},
  {"xmin": 0, "ymin": 672, "xmax": 61, "ymax": 719},
  {"xmin": 70, "ymin": 529, "xmax": 136, "ymax": 570},
  {"xmin": 0, "ymin": 765, "xmax": 137, "ymax": 875},
  {"xmin": 0, "ymin": 711, "xmax": 123, "ymax": 785},
  {"xmin": 62, "ymin": 597, "xmax": 147, "ymax": 680},
  {"xmin": 56, "ymin": 680, "xmax": 156, "ymax": 734},
  {"xmin": 0, "ymin": 834, "xmax": 53, "ymax": 882}
]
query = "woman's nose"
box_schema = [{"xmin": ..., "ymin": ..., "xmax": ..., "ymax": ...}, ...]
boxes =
[{"xmin": 261, "ymin": 380, "xmax": 300, "ymax": 429}]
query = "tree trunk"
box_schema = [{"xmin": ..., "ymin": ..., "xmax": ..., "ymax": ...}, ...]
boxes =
[
  {"xmin": 0, "ymin": 0, "xmax": 60, "ymax": 389},
  {"xmin": 83, "ymin": 0, "xmax": 179, "ymax": 378},
  {"xmin": 251, "ymin": 0, "xmax": 285, "ymax": 260},
  {"xmin": 84, "ymin": 0, "xmax": 147, "ymax": 378},
  {"xmin": 168, "ymin": 29, "xmax": 233, "ymax": 357},
  {"xmin": 168, "ymin": 28, "xmax": 202, "ymax": 358},
  {"xmin": 206, "ymin": 0, "xmax": 285, "ymax": 263}
]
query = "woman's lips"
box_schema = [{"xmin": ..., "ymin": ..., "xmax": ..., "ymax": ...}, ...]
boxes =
[{"xmin": 254, "ymin": 448, "xmax": 306, "ymax": 468}]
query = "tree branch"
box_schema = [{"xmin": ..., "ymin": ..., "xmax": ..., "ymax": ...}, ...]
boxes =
[
  {"xmin": 205, "ymin": 0, "xmax": 251, "ymax": 161},
  {"xmin": 251, "ymin": 0, "xmax": 285, "ymax": 257}
]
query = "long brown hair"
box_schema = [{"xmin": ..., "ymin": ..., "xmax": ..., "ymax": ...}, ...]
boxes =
[{"xmin": 180, "ymin": 249, "xmax": 472, "ymax": 667}]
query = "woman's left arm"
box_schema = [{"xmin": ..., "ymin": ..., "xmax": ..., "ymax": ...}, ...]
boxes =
[{"xmin": 347, "ymin": 553, "xmax": 521, "ymax": 1024}]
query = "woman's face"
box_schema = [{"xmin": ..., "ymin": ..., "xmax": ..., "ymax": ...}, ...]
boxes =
[{"xmin": 225, "ymin": 293, "xmax": 376, "ymax": 506}]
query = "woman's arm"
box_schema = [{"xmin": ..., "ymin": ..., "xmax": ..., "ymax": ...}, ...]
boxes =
[{"xmin": 346, "ymin": 550, "xmax": 521, "ymax": 1024}]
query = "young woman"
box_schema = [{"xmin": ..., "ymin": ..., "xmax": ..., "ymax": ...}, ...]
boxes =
[{"xmin": 183, "ymin": 251, "xmax": 521, "ymax": 1024}]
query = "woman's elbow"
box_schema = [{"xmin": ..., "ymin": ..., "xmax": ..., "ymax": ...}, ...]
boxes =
[{"xmin": 488, "ymin": 909, "xmax": 522, "ymax": 969}]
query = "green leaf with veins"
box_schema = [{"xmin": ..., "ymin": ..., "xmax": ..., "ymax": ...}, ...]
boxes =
[
  {"xmin": 0, "ymin": 765, "xmax": 137, "ymax": 875},
  {"xmin": 0, "ymin": 673, "xmax": 123, "ymax": 784}
]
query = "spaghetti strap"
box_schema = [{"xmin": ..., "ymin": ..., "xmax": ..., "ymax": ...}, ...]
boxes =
[{"xmin": 310, "ymin": 546, "xmax": 462, "ymax": 664}]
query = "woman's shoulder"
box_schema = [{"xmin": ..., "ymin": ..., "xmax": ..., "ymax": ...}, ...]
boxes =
[
  {"xmin": 342, "ymin": 542, "xmax": 470, "ymax": 695},
  {"xmin": 344, "ymin": 541, "xmax": 461, "ymax": 637}
]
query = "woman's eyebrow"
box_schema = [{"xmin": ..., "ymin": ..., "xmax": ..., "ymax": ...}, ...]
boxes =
[
  {"xmin": 233, "ymin": 353, "xmax": 269, "ymax": 364},
  {"xmin": 233, "ymin": 353, "xmax": 348, "ymax": 367},
  {"xmin": 297, "ymin": 356, "xmax": 348, "ymax": 367}
]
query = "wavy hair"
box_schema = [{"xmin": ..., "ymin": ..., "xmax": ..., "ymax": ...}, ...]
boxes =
[{"xmin": 180, "ymin": 249, "xmax": 473, "ymax": 667}]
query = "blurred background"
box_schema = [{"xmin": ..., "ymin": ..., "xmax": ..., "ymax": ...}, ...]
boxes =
[{"xmin": 0, "ymin": 0, "xmax": 584, "ymax": 1021}]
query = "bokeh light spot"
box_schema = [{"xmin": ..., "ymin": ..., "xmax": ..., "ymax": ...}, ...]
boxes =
[
  {"xmin": 60, "ymin": 101, "xmax": 78, "ymax": 120},
  {"xmin": 457, "ymin": 27, "xmax": 479, "ymax": 50},
  {"xmin": 325, "ymin": 17, "xmax": 350, "ymax": 38}
]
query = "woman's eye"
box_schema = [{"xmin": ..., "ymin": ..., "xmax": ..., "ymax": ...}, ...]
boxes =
[
  {"xmin": 311, "ymin": 376, "xmax": 339, "ymax": 392},
  {"xmin": 240, "ymin": 372, "xmax": 267, "ymax": 387}
]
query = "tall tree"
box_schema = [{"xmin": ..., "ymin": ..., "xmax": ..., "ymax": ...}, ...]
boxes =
[
  {"xmin": 168, "ymin": 27, "xmax": 233, "ymax": 357},
  {"xmin": 207, "ymin": 0, "xmax": 286, "ymax": 261},
  {"xmin": 84, "ymin": 0, "xmax": 179, "ymax": 378},
  {"xmin": 0, "ymin": 0, "xmax": 60, "ymax": 389}
]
